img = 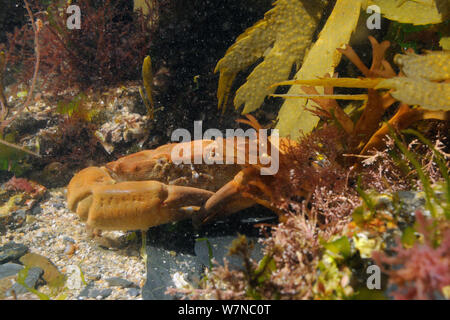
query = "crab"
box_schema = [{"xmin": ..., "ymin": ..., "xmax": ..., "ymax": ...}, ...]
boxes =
[{"xmin": 67, "ymin": 117, "xmax": 297, "ymax": 231}]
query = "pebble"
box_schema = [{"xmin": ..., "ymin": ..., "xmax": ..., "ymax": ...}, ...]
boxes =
[
  {"xmin": 25, "ymin": 215, "xmax": 38, "ymax": 225},
  {"xmin": 30, "ymin": 205, "xmax": 42, "ymax": 215},
  {"xmin": 14, "ymin": 209, "xmax": 27, "ymax": 220},
  {"xmin": 105, "ymin": 277, "xmax": 136, "ymax": 288},
  {"xmin": 0, "ymin": 242, "xmax": 29, "ymax": 264},
  {"xmin": 127, "ymin": 287, "xmax": 141, "ymax": 297},
  {"xmin": 52, "ymin": 203, "xmax": 65, "ymax": 210},
  {"xmin": 79, "ymin": 283, "xmax": 112, "ymax": 299},
  {"xmin": 63, "ymin": 236, "xmax": 75, "ymax": 243},
  {"xmin": 0, "ymin": 263, "xmax": 24, "ymax": 279},
  {"xmin": 66, "ymin": 265, "xmax": 84, "ymax": 290},
  {"xmin": 91, "ymin": 289, "xmax": 113, "ymax": 299},
  {"xmin": 78, "ymin": 282, "xmax": 94, "ymax": 298}
]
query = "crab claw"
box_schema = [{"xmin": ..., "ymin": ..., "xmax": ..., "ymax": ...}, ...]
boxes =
[
  {"xmin": 67, "ymin": 166, "xmax": 116, "ymax": 217},
  {"xmin": 67, "ymin": 167, "xmax": 214, "ymax": 231},
  {"xmin": 192, "ymin": 168, "xmax": 256, "ymax": 227}
]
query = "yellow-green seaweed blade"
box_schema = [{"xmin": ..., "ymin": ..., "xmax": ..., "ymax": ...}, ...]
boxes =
[{"xmin": 275, "ymin": 0, "xmax": 363, "ymax": 140}]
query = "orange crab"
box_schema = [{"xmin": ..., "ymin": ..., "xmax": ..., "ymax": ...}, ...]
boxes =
[{"xmin": 67, "ymin": 116, "xmax": 299, "ymax": 231}]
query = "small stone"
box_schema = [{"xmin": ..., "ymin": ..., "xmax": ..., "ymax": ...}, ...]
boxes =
[
  {"xmin": 78, "ymin": 282, "xmax": 94, "ymax": 298},
  {"xmin": 127, "ymin": 287, "xmax": 140, "ymax": 297},
  {"xmin": 86, "ymin": 274, "xmax": 101, "ymax": 281},
  {"xmin": 30, "ymin": 205, "xmax": 42, "ymax": 215},
  {"xmin": 6, "ymin": 267, "xmax": 44, "ymax": 296},
  {"xmin": 63, "ymin": 236, "xmax": 75, "ymax": 243},
  {"xmin": 64, "ymin": 243, "xmax": 77, "ymax": 256},
  {"xmin": 0, "ymin": 263, "xmax": 24, "ymax": 279},
  {"xmin": 66, "ymin": 265, "xmax": 83, "ymax": 290},
  {"xmin": 0, "ymin": 242, "xmax": 29, "ymax": 264},
  {"xmin": 52, "ymin": 202, "xmax": 65, "ymax": 210},
  {"xmin": 89, "ymin": 288, "xmax": 112, "ymax": 299},
  {"xmin": 105, "ymin": 277, "xmax": 136, "ymax": 288},
  {"xmin": 14, "ymin": 209, "xmax": 27, "ymax": 219},
  {"xmin": 79, "ymin": 285, "xmax": 112, "ymax": 299}
]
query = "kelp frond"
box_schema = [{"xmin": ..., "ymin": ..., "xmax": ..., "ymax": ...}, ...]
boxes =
[
  {"xmin": 368, "ymin": 0, "xmax": 450, "ymax": 25},
  {"xmin": 394, "ymin": 51, "xmax": 450, "ymax": 81},
  {"xmin": 274, "ymin": 0, "xmax": 363, "ymax": 139},
  {"xmin": 214, "ymin": 0, "xmax": 327, "ymax": 114},
  {"xmin": 272, "ymin": 73, "xmax": 450, "ymax": 111},
  {"xmin": 141, "ymin": 55, "xmax": 155, "ymax": 119},
  {"xmin": 377, "ymin": 77, "xmax": 450, "ymax": 110},
  {"xmin": 272, "ymin": 38, "xmax": 450, "ymax": 154}
]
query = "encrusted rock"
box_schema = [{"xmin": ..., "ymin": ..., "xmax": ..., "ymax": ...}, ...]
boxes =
[
  {"xmin": 6, "ymin": 266, "xmax": 44, "ymax": 296},
  {"xmin": 0, "ymin": 242, "xmax": 29, "ymax": 264}
]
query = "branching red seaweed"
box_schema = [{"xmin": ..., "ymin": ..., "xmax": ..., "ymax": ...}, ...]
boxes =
[
  {"xmin": 3, "ymin": 0, "xmax": 157, "ymax": 95},
  {"xmin": 372, "ymin": 211, "xmax": 450, "ymax": 300}
]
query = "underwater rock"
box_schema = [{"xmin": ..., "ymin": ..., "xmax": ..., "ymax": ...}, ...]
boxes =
[
  {"xmin": 7, "ymin": 106, "xmax": 54, "ymax": 138},
  {"xmin": 0, "ymin": 242, "xmax": 29, "ymax": 264},
  {"xmin": 350, "ymin": 187, "xmax": 445, "ymax": 259},
  {"xmin": 30, "ymin": 162, "xmax": 73, "ymax": 189},
  {"xmin": 0, "ymin": 179, "xmax": 47, "ymax": 229},
  {"xmin": 75, "ymin": 85, "xmax": 153, "ymax": 154},
  {"xmin": 65, "ymin": 265, "xmax": 84, "ymax": 290},
  {"xmin": 4, "ymin": 99, "xmax": 59, "ymax": 158},
  {"xmin": 0, "ymin": 263, "xmax": 24, "ymax": 279},
  {"xmin": 78, "ymin": 282, "xmax": 112, "ymax": 300},
  {"xmin": 127, "ymin": 287, "xmax": 141, "ymax": 297},
  {"xmin": 142, "ymin": 209, "xmax": 275, "ymax": 300},
  {"xmin": 6, "ymin": 267, "xmax": 44, "ymax": 297},
  {"xmin": 95, "ymin": 111, "xmax": 149, "ymax": 154},
  {"xmin": 0, "ymin": 194, "xmax": 23, "ymax": 222},
  {"xmin": 105, "ymin": 277, "xmax": 137, "ymax": 288},
  {"xmin": 19, "ymin": 253, "xmax": 65, "ymax": 288},
  {"xmin": 0, "ymin": 263, "xmax": 24, "ymax": 298}
]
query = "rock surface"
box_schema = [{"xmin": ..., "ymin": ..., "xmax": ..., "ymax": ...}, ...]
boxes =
[
  {"xmin": 0, "ymin": 242, "xmax": 29, "ymax": 264},
  {"xmin": 0, "ymin": 263, "xmax": 24, "ymax": 279},
  {"xmin": 6, "ymin": 267, "xmax": 44, "ymax": 296},
  {"xmin": 142, "ymin": 209, "xmax": 276, "ymax": 300}
]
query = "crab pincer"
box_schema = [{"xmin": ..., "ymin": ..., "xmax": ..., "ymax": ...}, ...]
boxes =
[{"xmin": 67, "ymin": 166, "xmax": 213, "ymax": 231}]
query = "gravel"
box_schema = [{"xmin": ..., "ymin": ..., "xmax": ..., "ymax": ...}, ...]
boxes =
[{"xmin": 0, "ymin": 188, "xmax": 146, "ymax": 300}]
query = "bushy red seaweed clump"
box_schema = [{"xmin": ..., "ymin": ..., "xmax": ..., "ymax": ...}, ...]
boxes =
[
  {"xmin": 5, "ymin": 176, "xmax": 35, "ymax": 193},
  {"xmin": 373, "ymin": 212, "xmax": 450, "ymax": 300},
  {"xmin": 167, "ymin": 125, "xmax": 361, "ymax": 300},
  {"xmin": 3, "ymin": 0, "xmax": 156, "ymax": 95}
]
